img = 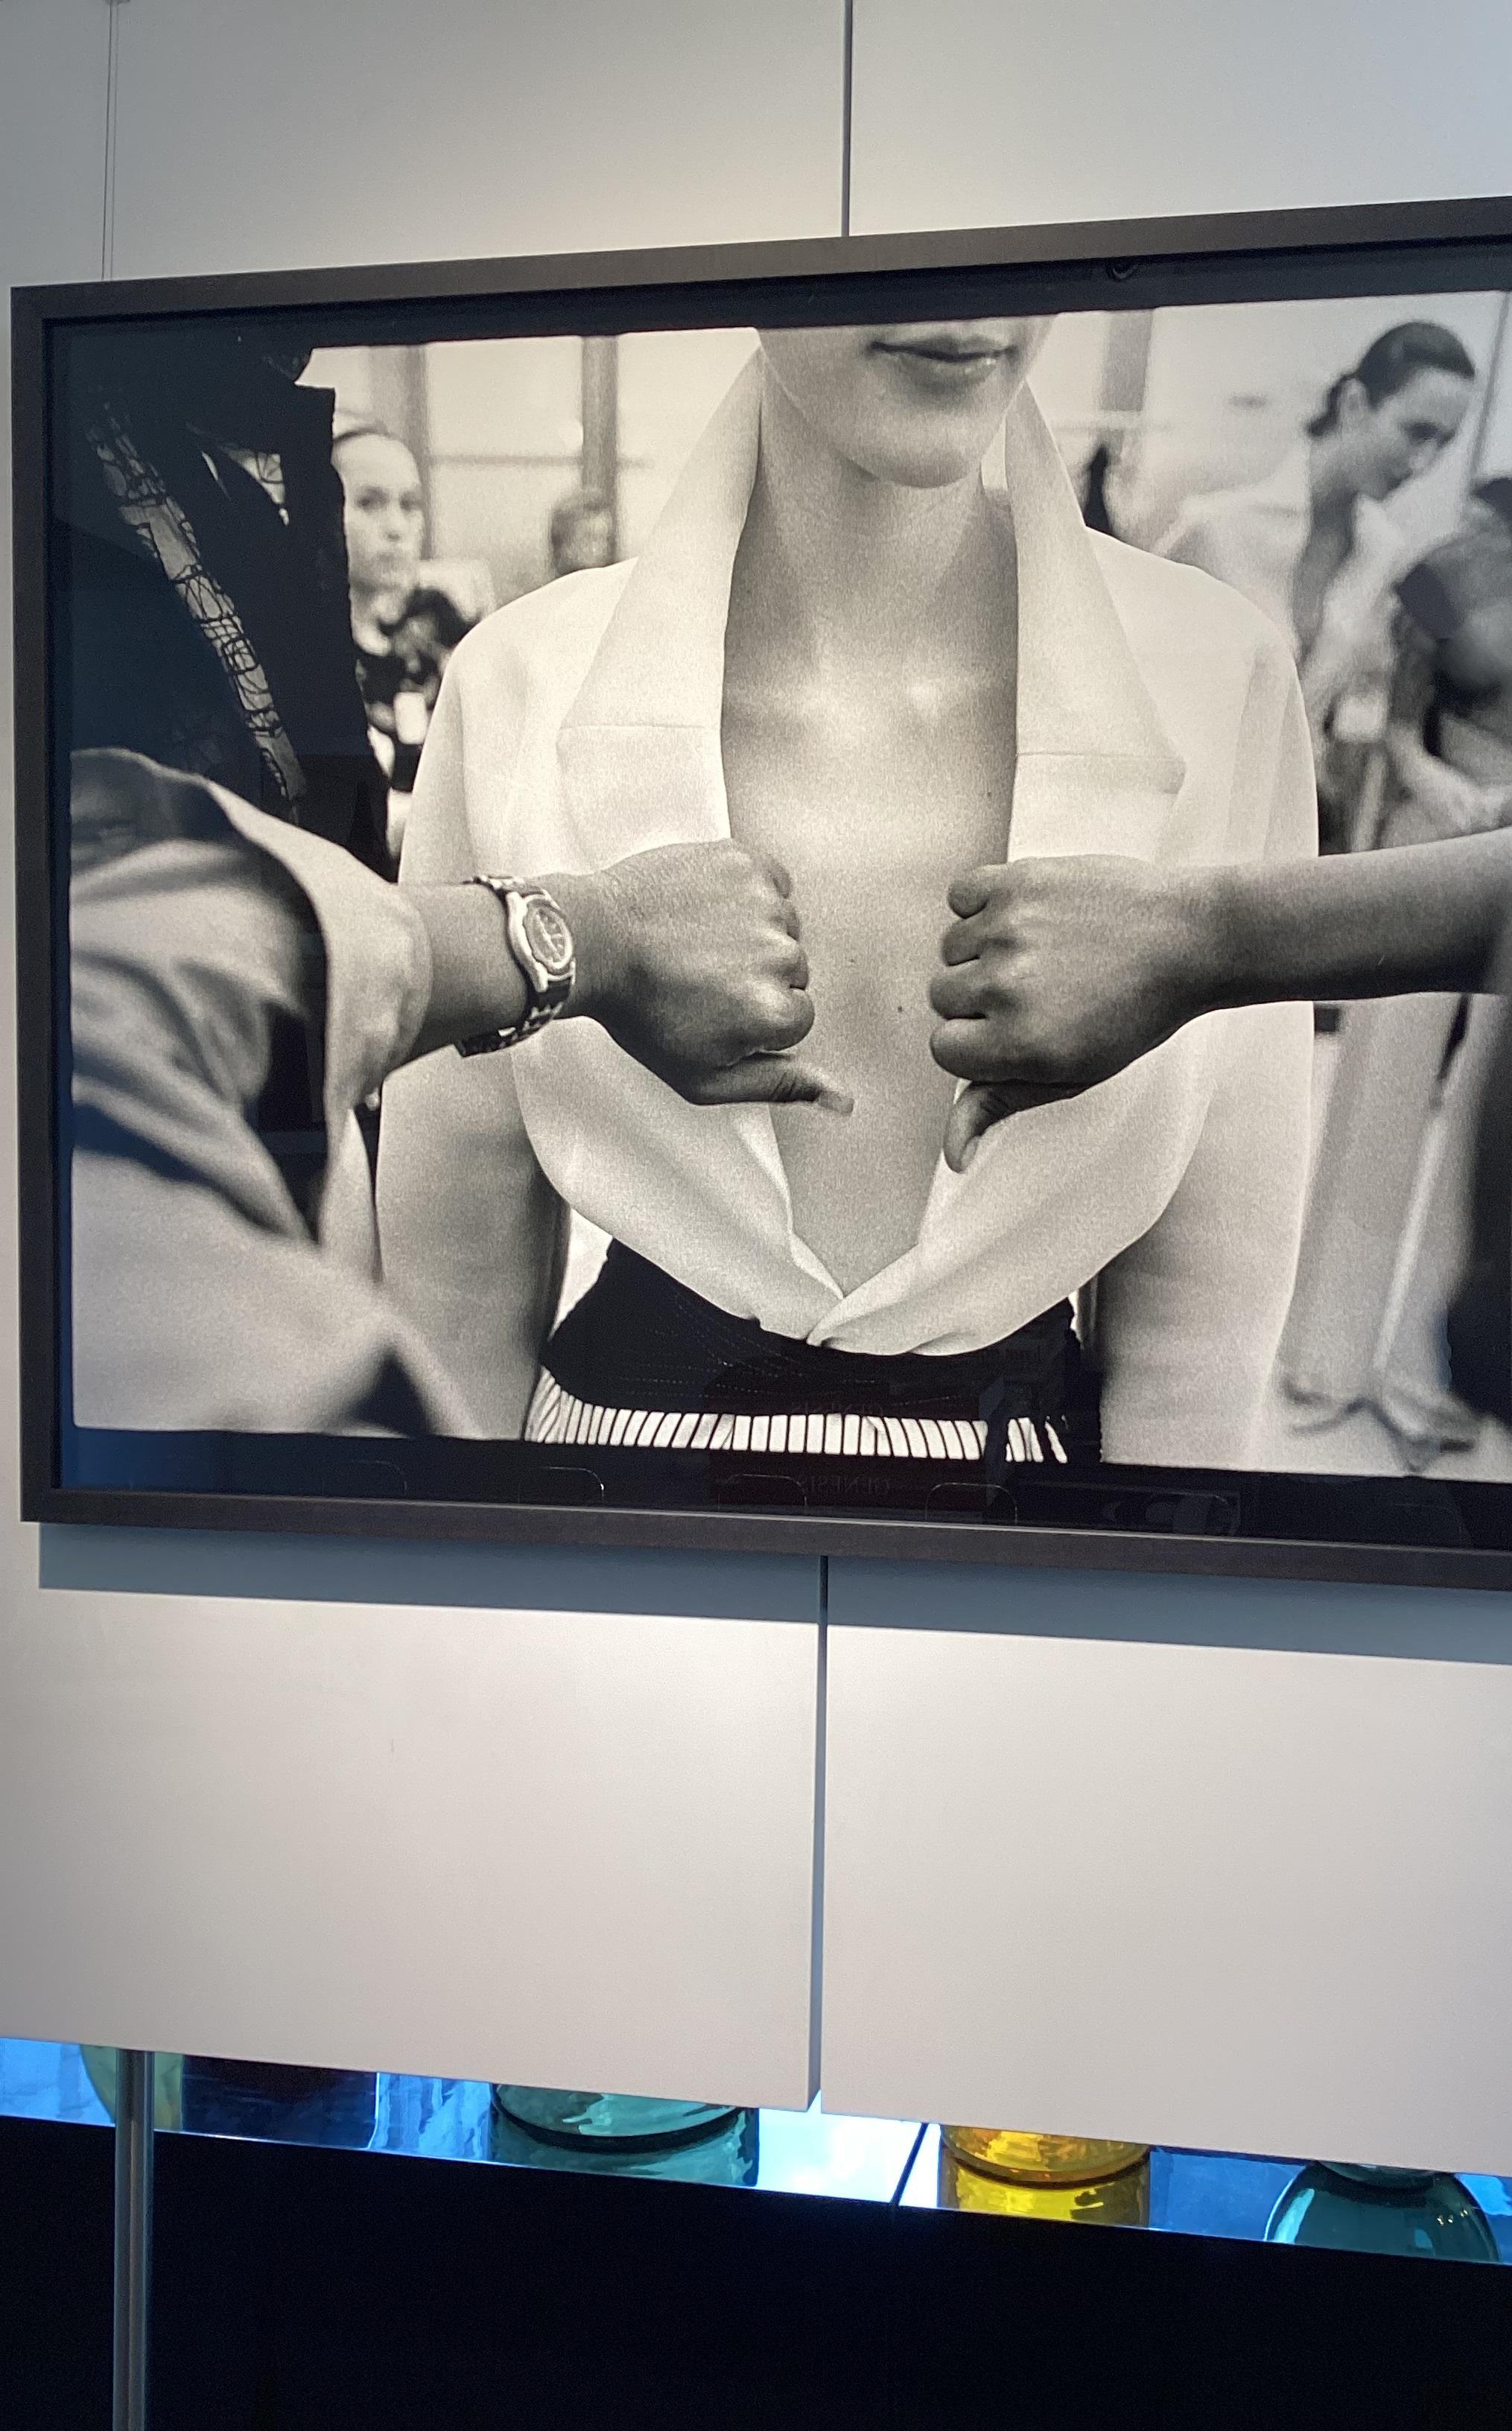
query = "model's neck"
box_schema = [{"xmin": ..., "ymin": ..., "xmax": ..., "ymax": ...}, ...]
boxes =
[{"xmin": 734, "ymin": 362, "xmax": 1003, "ymax": 680}]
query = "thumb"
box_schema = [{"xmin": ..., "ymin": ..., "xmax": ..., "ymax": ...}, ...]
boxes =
[
  {"xmin": 697, "ymin": 1054, "xmax": 854, "ymax": 1115},
  {"xmin": 944, "ymin": 1078, "xmax": 1071, "ymax": 1171}
]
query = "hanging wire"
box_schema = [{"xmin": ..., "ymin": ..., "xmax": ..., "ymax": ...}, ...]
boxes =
[
  {"xmin": 839, "ymin": 0, "xmax": 854, "ymax": 238},
  {"xmin": 100, "ymin": 0, "xmax": 125, "ymax": 281}
]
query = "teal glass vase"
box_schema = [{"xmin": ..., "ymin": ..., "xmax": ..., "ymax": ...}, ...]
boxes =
[
  {"xmin": 492, "ymin": 2085, "xmax": 740, "ymax": 2152},
  {"xmin": 492, "ymin": 2093, "xmax": 757, "ymax": 2183},
  {"xmin": 1266, "ymin": 2166, "xmax": 1499, "ymax": 2261}
]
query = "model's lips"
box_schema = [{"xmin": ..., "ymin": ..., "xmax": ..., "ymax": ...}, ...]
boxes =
[{"xmin": 871, "ymin": 337, "xmax": 1016, "ymax": 387}]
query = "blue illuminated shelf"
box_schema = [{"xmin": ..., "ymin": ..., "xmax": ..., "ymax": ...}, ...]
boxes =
[{"xmin": 3, "ymin": 2039, "xmax": 1509, "ymax": 2261}]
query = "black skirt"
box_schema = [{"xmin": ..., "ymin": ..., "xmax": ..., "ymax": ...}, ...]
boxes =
[{"xmin": 527, "ymin": 1242, "xmax": 1100, "ymax": 1478}]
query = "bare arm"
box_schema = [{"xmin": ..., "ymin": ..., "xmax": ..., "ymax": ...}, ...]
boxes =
[
  {"xmin": 931, "ymin": 831, "xmax": 1512, "ymax": 1166},
  {"xmin": 1090, "ymin": 648, "xmax": 1316, "ymax": 1466},
  {"xmin": 1210, "ymin": 830, "xmax": 1512, "ymax": 997}
]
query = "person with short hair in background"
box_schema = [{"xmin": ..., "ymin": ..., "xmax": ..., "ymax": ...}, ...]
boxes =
[{"xmin": 547, "ymin": 486, "xmax": 616, "ymax": 579}]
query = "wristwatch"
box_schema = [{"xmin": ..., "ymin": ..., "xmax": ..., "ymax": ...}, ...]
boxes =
[{"xmin": 455, "ymin": 874, "xmax": 576, "ymax": 1056}]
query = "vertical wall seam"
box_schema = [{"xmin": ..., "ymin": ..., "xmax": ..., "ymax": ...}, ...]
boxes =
[
  {"xmin": 809, "ymin": 1555, "xmax": 829, "ymax": 2094},
  {"xmin": 101, "ymin": 0, "xmax": 124, "ymax": 282},
  {"xmin": 839, "ymin": 0, "xmax": 854, "ymax": 238}
]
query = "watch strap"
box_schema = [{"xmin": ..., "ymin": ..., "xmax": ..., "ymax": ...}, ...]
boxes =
[{"xmin": 455, "ymin": 874, "xmax": 575, "ymax": 1057}]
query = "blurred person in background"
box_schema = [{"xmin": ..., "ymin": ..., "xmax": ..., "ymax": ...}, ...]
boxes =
[
  {"xmin": 1159, "ymin": 320, "xmax": 1477, "ymax": 852},
  {"xmin": 547, "ymin": 485, "xmax": 617, "ymax": 579},
  {"xmin": 1381, "ymin": 477, "xmax": 1512, "ymax": 846},
  {"xmin": 333, "ymin": 422, "xmax": 478, "ymax": 862},
  {"xmin": 1276, "ymin": 475, "xmax": 1512, "ymax": 1464}
]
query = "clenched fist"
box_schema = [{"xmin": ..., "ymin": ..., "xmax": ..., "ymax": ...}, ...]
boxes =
[
  {"xmin": 560, "ymin": 839, "xmax": 853, "ymax": 1113},
  {"xmin": 929, "ymin": 855, "xmax": 1213, "ymax": 1169}
]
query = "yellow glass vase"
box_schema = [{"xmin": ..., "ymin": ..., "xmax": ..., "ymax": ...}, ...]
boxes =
[
  {"xmin": 941, "ymin": 2141, "xmax": 1149, "ymax": 2225},
  {"xmin": 940, "ymin": 2126, "xmax": 1149, "ymax": 2187}
]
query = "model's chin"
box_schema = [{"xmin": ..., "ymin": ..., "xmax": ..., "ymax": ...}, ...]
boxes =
[{"xmin": 853, "ymin": 439, "xmax": 1006, "ymax": 490}]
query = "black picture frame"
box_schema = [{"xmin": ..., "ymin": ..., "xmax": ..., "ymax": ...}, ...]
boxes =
[{"xmin": 17, "ymin": 193, "xmax": 1512, "ymax": 1588}]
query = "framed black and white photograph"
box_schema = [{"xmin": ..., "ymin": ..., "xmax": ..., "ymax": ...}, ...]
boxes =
[{"xmin": 16, "ymin": 197, "xmax": 1512, "ymax": 1582}]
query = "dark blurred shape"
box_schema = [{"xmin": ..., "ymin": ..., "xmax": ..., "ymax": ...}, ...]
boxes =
[
  {"xmin": 60, "ymin": 323, "xmax": 391, "ymax": 873},
  {"xmin": 548, "ymin": 486, "xmax": 615, "ymax": 579},
  {"xmin": 1446, "ymin": 924, "xmax": 1512, "ymax": 1427},
  {"xmin": 1079, "ymin": 441, "xmax": 1120, "ymax": 538},
  {"xmin": 356, "ymin": 585, "xmax": 471, "ymax": 794},
  {"xmin": 1385, "ymin": 477, "xmax": 1512, "ymax": 851},
  {"xmin": 180, "ymin": 2058, "xmax": 379, "ymax": 2150}
]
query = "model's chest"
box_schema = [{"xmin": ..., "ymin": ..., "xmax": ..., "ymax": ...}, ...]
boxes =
[{"xmin": 721, "ymin": 676, "xmax": 1014, "ymax": 994}]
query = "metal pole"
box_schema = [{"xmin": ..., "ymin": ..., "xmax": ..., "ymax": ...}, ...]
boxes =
[
  {"xmin": 112, "ymin": 2050, "xmax": 154, "ymax": 2431},
  {"xmin": 580, "ymin": 337, "xmax": 620, "ymax": 557}
]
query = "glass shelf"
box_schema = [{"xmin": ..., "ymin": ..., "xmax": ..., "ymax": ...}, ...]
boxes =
[{"xmin": 4, "ymin": 2038, "xmax": 1508, "ymax": 2262}]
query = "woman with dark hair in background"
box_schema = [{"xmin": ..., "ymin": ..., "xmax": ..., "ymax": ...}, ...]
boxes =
[{"xmin": 1160, "ymin": 319, "xmax": 1477, "ymax": 851}]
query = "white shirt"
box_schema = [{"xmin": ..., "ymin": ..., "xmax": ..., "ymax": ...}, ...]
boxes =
[{"xmin": 390, "ymin": 360, "xmax": 1318, "ymax": 1466}]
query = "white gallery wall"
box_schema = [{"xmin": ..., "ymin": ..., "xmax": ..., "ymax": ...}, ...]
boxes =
[{"xmin": 5, "ymin": 0, "xmax": 1512, "ymax": 2164}]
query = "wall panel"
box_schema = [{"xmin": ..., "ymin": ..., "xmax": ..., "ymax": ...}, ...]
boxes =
[
  {"xmin": 822, "ymin": 1615, "xmax": 1512, "ymax": 2169},
  {"xmin": 110, "ymin": 0, "xmax": 845, "ymax": 277},
  {"xmin": 848, "ymin": 0, "xmax": 1512, "ymax": 234}
]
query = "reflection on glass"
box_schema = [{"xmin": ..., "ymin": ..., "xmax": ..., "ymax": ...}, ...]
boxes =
[
  {"xmin": 941, "ymin": 2142, "xmax": 1150, "ymax": 2225},
  {"xmin": 179, "ymin": 2059, "xmax": 380, "ymax": 2148},
  {"xmin": 492, "ymin": 2085, "xmax": 740, "ymax": 2152},
  {"xmin": 80, "ymin": 2047, "xmax": 184, "ymax": 2131},
  {"xmin": 1266, "ymin": 2167, "xmax": 1499, "ymax": 2261},
  {"xmin": 941, "ymin": 2127, "xmax": 1149, "ymax": 2186},
  {"xmin": 491, "ymin": 2093, "xmax": 757, "ymax": 2184}
]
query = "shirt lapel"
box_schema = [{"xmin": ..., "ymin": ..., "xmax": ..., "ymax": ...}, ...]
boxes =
[
  {"xmin": 554, "ymin": 353, "xmax": 761, "ymax": 862},
  {"xmin": 1000, "ymin": 379, "xmax": 1186, "ymax": 863}
]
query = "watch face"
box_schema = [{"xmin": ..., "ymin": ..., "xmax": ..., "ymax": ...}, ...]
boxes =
[{"xmin": 522, "ymin": 895, "xmax": 574, "ymax": 977}]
